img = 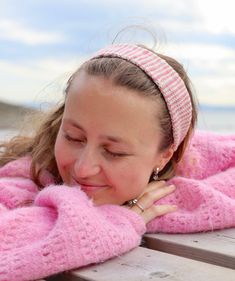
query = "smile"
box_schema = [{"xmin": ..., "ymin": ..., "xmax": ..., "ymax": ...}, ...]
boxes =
[
  {"xmin": 80, "ymin": 184, "xmax": 107, "ymax": 192},
  {"xmin": 71, "ymin": 178, "xmax": 108, "ymax": 193}
]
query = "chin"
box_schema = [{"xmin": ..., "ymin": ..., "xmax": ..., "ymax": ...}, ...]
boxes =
[{"xmin": 92, "ymin": 196, "xmax": 123, "ymax": 206}]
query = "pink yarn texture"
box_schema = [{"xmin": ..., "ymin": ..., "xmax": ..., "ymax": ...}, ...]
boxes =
[{"xmin": 0, "ymin": 130, "xmax": 234, "ymax": 280}]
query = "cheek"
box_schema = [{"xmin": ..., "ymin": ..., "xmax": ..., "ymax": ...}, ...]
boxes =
[
  {"xmin": 116, "ymin": 164, "xmax": 150, "ymax": 199},
  {"xmin": 129, "ymin": 172, "xmax": 148, "ymax": 195},
  {"xmin": 54, "ymin": 137, "xmax": 71, "ymax": 171}
]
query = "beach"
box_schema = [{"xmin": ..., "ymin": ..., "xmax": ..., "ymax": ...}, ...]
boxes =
[
  {"xmin": 0, "ymin": 101, "xmax": 36, "ymax": 128},
  {"xmin": 0, "ymin": 101, "xmax": 37, "ymax": 141}
]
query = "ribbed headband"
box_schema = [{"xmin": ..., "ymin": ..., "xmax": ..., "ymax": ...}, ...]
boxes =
[{"xmin": 91, "ymin": 44, "xmax": 192, "ymax": 150}]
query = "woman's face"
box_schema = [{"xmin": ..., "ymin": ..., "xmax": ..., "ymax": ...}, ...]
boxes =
[{"xmin": 55, "ymin": 71, "xmax": 172, "ymax": 205}]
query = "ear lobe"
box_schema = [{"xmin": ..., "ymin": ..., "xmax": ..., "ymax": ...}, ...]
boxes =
[{"xmin": 158, "ymin": 145, "xmax": 174, "ymax": 170}]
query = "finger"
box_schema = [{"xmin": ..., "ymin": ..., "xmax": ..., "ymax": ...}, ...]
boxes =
[
  {"xmin": 131, "ymin": 184, "xmax": 176, "ymax": 212},
  {"xmin": 142, "ymin": 204, "xmax": 177, "ymax": 224},
  {"xmin": 138, "ymin": 184, "xmax": 176, "ymax": 209},
  {"xmin": 144, "ymin": 180, "xmax": 168, "ymax": 192},
  {"xmin": 137, "ymin": 180, "xmax": 168, "ymax": 198},
  {"xmin": 131, "ymin": 201, "xmax": 145, "ymax": 214},
  {"xmin": 148, "ymin": 180, "xmax": 167, "ymax": 189}
]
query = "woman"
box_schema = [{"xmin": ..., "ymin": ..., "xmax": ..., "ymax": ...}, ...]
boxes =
[{"xmin": 0, "ymin": 44, "xmax": 234, "ymax": 281}]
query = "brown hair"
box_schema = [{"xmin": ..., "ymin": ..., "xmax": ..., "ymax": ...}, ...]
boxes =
[{"xmin": 0, "ymin": 46, "xmax": 197, "ymax": 187}]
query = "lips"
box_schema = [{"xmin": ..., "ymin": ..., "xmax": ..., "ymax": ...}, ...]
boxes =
[
  {"xmin": 79, "ymin": 184, "xmax": 106, "ymax": 192},
  {"xmin": 71, "ymin": 178, "xmax": 108, "ymax": 193}
]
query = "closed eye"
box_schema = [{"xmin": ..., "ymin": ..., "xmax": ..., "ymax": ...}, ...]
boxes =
[
  {"xmin": 64, "ymin": 133, "xmax": 84, "ymax": 143},
  {"xmin": 64, "ymin": 133, "xmax": 129, "ymax": 158},
  {"xmin": 104, "ymin": 149, "xmax": 128, "ymax": 158}
]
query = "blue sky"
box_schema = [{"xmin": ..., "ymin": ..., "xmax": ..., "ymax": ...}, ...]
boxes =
[{"xmin": 1, "ymin": 0, "xmax": 235, "ymax": 107}]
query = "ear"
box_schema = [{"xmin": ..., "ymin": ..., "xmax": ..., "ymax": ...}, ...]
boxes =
[{"xmin": 156, "ymin": 145, "xmax": 174, "ymax": 171}]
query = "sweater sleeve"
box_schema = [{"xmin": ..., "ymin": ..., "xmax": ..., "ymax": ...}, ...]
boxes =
[
  {"xmin": 176, "ymin": 130, "xmax": 235, "ymax": 179},
  {"xmin": 0, "ymin": 185, "xmax": 146, "ymax": 281},
  {"xmin": 0, "ymin": 158, "xmax": 39, "ymax": 211},
  {"xmin": 147, "ymin": 130, "xmax": 235, "ymax": 233},
  {"xmin": 0, "ymin": 157, "xmax": 55, "ymax": 211},
  {"xmin": 147, "ymin": 166, "xmax": 235, "ymax": 233}
]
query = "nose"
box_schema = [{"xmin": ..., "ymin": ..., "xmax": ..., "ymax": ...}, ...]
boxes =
[{"xmin": 74, "ymin": 146, "xmax": 101, "ymax": 179}]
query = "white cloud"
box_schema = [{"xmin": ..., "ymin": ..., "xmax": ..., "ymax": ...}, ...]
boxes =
[
  {"xmin": 154, "ymin": 19, "xmax": 199, "ymax": 35},
  {"xmin": 0, "ymin": 56, "xmax": 86, "ymax": 105},
  {"xmin": 1, "ymin": 41, "xmax": 235, "ymax": 107},
  {"xmin": 194, "ymin": 75, "xmax": 235, "ymax": 106},
  {"xmin": 0, "ymin": 19, "xmax": 65, "ymax": 45},
  {"xmin": 147, "ymin": 0, "xmax": 235, "ymax": 37},
  {"xmin": 195, "ymin": 0, "xmax": 235, "ymax": 35},
  {"xmin": 160, "ymin": 42, "xmax": 235, "ymax": 61},
  {"xmin": 143, "ymin": 0, "xmax": 196, "ymax": 16},
  {"xmin": 157, "ymin": 42, "xmax": 235, "ymax": 106},
  {"xmin": 1, "ymin": 0, "xmax": 235, "ymax": 108},
  {"xmin": 0, "ymin": 56, "xmax": 87, "ymax": 78}
]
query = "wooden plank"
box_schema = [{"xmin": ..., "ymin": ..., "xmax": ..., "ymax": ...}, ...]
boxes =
[
  {"xmin": 144, "ymin": 228, "xmax": 235, "ymax": 269},
  {"xmin": 53, "ymin": 247, "xmax": 235, "ymax": 281}
]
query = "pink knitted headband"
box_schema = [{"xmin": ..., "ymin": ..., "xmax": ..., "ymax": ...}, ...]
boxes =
[{"xmin": 91, "ymin": 44, "xmax": 192, "ymax": 150}]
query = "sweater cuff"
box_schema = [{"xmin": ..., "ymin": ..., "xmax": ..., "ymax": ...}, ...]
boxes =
[
  {"xmin": 125, "ymin": 208, "xmax": 146, "ymax": 235},
  {"xmin": 100, "ymin": 205, "xmax": 146, "ymax": 236}
]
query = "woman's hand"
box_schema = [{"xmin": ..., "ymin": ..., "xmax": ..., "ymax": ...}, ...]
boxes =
[{"xmin": 128, "ymin": 180, "xmax": 177, "ymax": 224}]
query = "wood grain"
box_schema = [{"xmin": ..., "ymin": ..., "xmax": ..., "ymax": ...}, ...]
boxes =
[
  {"xmin": 54, "ymin": 247, "xmax": 235, "ymax": 281},
  {"xmin": 144, "ymin": 228, "xmax": 235, "ymax": 269}
]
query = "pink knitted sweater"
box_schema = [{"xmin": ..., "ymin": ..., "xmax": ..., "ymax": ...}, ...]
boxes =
[{"xmin": 0, "ymin": 130, "xmax": 234, "ymax": 280}]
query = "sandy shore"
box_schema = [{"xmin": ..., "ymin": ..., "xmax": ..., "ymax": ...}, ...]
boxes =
[
  {"xmin": 0, "ymin": 100, "xmax": 38, "ymax": 141},
  {"xmin": 0, "ymin": 128, "xmax": 18, "ymax": 140},
  {"xmin": 0, "ymin": 101, "xmax": 36, "ymax": 129}
]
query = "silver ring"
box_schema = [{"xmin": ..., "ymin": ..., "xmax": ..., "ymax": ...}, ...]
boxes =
[
  {"xmin": 135, "ymin": 202, "xmax": 145, "ymax": 212},
  {"xmin": 127, "ymin": 199, "xmax": 138, "ymax": 207}
]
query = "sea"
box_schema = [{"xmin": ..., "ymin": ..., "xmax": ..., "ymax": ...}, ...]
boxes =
[
  {"xmin": 0, "ymin": 107, "xmax": 235, "ymax": 141},
  {"xmin": 197, "ymin": 107, "xmax": 235, "ymax": 134}
]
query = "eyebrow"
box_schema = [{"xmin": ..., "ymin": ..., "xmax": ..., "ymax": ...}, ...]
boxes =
[
  {"xmin": 63, "ymin": 118, "xmax": 132, "ymax": 145},
  {"xmin": 64, "ymin": 118, "xmax": 85, "ymax": 132}
]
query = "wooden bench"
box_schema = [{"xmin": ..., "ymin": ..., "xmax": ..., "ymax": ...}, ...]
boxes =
[
  {"xmin": 47, "ymin": 228, "xmax": 235, "ymax": 281},
  {"xmin": 144, "ymin": 228, "xmax": 235, "ymax": 270}
]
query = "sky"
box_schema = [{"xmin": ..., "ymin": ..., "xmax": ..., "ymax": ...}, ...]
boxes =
[{"xmin": 0, "ymin": 0, "xmax": 235, "ymax": 108}]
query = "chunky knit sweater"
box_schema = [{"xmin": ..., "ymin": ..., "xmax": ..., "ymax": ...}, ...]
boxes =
[{"xmin": 0, "ymin": 130, "xmax": 234, "ymax": 280}]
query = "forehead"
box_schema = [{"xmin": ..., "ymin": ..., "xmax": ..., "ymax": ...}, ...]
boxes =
[{"xmin": 65, "ymin": 72, "xmax": 162, "ymax": 145}]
